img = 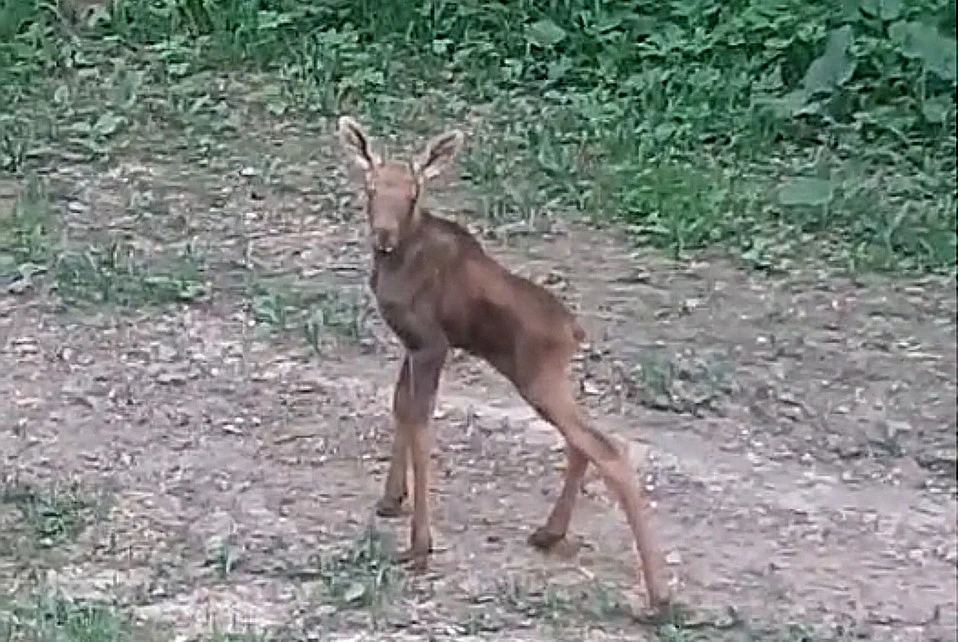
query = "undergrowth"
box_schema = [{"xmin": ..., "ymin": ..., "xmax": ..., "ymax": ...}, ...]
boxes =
[{"xmin": 0, "ymin": 0, "xmax": 956, "ymax": 274}]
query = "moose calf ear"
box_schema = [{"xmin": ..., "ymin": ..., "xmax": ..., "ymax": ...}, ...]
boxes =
[
  {"xmin": 338, "ymin": 116, "xmax": 381, "ymax": 170},
  {"xmin": 414, "ymin": 129, "xmax": 464, "ymax": 180}
]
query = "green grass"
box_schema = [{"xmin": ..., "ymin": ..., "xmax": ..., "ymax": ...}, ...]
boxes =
[
  {"xmin": 314, "ymin": 525, "xmax": 404, "ymax": 611},
  {"xmin": 53, "ymin": 240, "xmax": 208, "ymax": 307},
  {"xmin": 631, "ymin": 348, "xmax": 736, "ymax": 416},
  {"xmin": 0, "ymin": 172, "xmax": 208, "ymax": 306},
  {"xmin": 0, "ymin": 592, "xmax": 275, "ymax": 642},
  {"xmin": 0, "ymin": 594, "xmax": 139, "ymax": 642},
  {"xmin": 0, "ymin": 479, "xmax": 110, "ymax": 550},
  {"xmin": 246, "ymin": 278, "xmax": 370, "ymax": 354},
  {"xmin": 0, "ymin": 174, "xmax": 55, "ymax": 291},
  {"xmin": 0, "ymin": 0, "xmax": 955, "ymax": 284},
  {"xmin": 494, "ymin": 575, "xmax": 635, "ymax": 626}
]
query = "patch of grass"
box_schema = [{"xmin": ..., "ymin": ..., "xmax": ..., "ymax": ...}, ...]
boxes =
[
  {"xmin": 0, "ymin": 175, "xmax": 55, "ymax": 291},
  {"xmin": 203, "ymin": 533, "xmax": 242, "ymax": 581},
  {"xmin": 0, "ymin": 591, "xmax": 166, "ymax": 642},
  {"xmin": 649, "ymin": 604, "xmax": 743, "ymax": 642},
  {"xmin": 248, "ymin": 279, "xmax": 370, "ymax": 352},
  {"xmin": 0, "ymin": 479, "xmax": 109, "ymax": 549},
  {"xmin": 53, "ymin": 240, "xmax": 208, "ymax": 308},
  {"xmin": 0, "ymin": 0, "xmax": 955, "ymax": 290},
  {"xmin": 0, "ymin": 594, "xmax": 127, "ymax": 642},
  {"xmin": 648, "ymin": 603, "xmax": 855, "ymax": 642},
  {"xmin": 0, "ymin": 177, "xmax": 208, "ymax": 308},
  {"xmin": 627, "ymin": 348, "xmax": 736, "ymax": 416},
  {"xmin": 493, "ymin": 576, "xmax": 634, "ymax": 628},
  {"xmin": 497, "ymin": 577, "xmax": 573, "ymax": 625},
  {"xmin": 316, "ymin": 525, "xmax": 404, "ymax": 610},
  {"xmin": 203, "ymin": 627, "xmax": 278, "ymax": 642}
]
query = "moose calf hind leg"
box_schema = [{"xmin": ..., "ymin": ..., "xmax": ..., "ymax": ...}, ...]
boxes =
[
  {"xmin": 529, "ymin": 443, "xmax": 588, "ymax": 551},
  {"xmin": 375, "ymin": 431, "xmax": 408, "ymax": 518},
  {"xmin": 523, "ymin": 374, "xmax": 671, "ymax": 607}
]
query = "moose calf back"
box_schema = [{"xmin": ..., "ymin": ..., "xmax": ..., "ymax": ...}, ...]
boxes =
[{"xmin": 414, "ymin": 211, "xmax": 585, "ymax": 384}]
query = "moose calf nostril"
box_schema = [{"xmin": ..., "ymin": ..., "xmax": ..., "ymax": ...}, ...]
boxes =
[{"xmin": 374, "ymin": 229, "xmax": 398, "ymax": 253}]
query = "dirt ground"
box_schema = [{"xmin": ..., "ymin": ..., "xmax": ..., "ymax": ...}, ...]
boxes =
[{"xmin": 0, "ymin": 109, "xmax": 956, "ymax": 641}]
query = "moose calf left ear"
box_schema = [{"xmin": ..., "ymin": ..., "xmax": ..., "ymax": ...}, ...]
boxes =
[
  {"xmin": 338, "ymin": 116, "xmax": 381, "ymax": 171},
  {"xmin": 414, "ymin": 129, "xmax": 464, "ymax": 180}
]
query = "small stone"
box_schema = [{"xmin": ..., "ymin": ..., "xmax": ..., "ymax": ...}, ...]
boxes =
[
  {"xmin": 157, "ymin": 344, "xmax": 177, "ymax": 361},
  {"xmin": 155, "ymin": 370, "xmax": 186, "ymax": 385},
  {"xmin": 665, "ymin": 550, "xmax": 682, "ymax": 566},
  {"xmin": 582, "ymin": 380, "xmax": 602, "ymax": 396},
  {"xmin": 7, "ymin": 278, "xmax": 32, "ymax": 294}
]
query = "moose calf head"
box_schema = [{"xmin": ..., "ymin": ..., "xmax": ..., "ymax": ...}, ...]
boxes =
[{"xmin": 337, "ymin": 116, "xmax": 464, "ymax": 256}]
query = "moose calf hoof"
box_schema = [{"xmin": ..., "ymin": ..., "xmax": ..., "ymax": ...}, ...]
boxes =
[
  {"xmin": 527, "ymin": 527, "xmax": 566, "ymax": 551},
  {"xmin": 395, "ymin": 545, "xmax": 432, "ymax": 573},
  {"xmin": 648, "ymin": 588, "xmax": 673, "ymax": 613},
  {"xmin": 374, "ymin": 495, "xmax": 406, "ymax": 518}
]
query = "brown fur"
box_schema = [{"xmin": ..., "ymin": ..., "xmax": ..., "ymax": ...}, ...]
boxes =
[{"xmin": 337, "ymin": 116, "xmax": 671, "ymax": 608}]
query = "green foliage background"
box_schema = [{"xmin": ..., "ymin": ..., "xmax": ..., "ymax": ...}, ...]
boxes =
[{"xmin": 1, "ymin": 0, "xmax": 957, "ymax": 273}]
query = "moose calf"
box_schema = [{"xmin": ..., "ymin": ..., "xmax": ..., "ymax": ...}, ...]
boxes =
[{"xmin": 337, "ymin": 116, "xmax": 670, "ymax": 608}]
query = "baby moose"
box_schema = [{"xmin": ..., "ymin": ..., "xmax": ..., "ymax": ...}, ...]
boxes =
[{"xmin": 337, "ymin": 116, "xmax": 670, "ymax": 608}]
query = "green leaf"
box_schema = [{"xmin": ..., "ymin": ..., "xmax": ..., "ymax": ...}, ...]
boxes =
[
  {"xmin": 802, "ymin": 27, "xmax": 856, "ymax": 96},
  {"xmin": 889, "ymin": 21, "xmax": 958, "ymax": 82},
  {"xmin": 754, "ymin": 89, "xmax": 809, "ymax": 119},
  {"xmin": 879, "ymin": 0, "xmax": 902, "ymax": 21},
  {"xmin": 921, "ymin": 96, "xmax": 952, "ymax": 124},
  {"xmin": 525, "ymin": 19, "xmax": 566, "ymax": 48},
  {"xmin": 860, "ymin": 0, "xmax": 902, "ymax": 21},
  {"xmin": 53, "ymin": 85, "xmax": 70, "ymax": 106},
  {"xmin": 93, "ymin": 113, "xmax": 124, "ymax": 137},
  {"xmin": 343, "ymin": 581, "xmax": 367, "ymax": 603},
  {"xmin": 778, "ymin": 178, "xmax": 834, "ymax": 207}
]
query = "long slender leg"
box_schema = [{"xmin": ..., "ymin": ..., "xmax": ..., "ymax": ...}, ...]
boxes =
[
  {"xmin": 521, "ymin": 370, "xmax": 670, "ymax": 608},
  {"xmin": 393, "ymin": 346, "xmax": 446, "ymax": 570},
  {"xmin": 528, "ymin": 442, "xmax": 588, "ymax": 550},
  {"xmin": 376, "ymin": 355, "xmax": 413, "ymax": 517},
  {"xmin": 407, "ymin": 410, "xmax": 434, "ymax": 569}
]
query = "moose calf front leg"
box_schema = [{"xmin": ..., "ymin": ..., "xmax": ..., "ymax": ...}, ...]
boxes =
[{"xmin": 392, "ymin": 347, "xmax": 446, "ymax": 570}]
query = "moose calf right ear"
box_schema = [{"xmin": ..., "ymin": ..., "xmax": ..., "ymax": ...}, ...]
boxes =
[
  {"xmin": 338, "ymin": 116, "xmax": 380, "ymax": 170},
  {"xmin": 414, "ymin": 129, "xmax": 464, "ymax": 180}
]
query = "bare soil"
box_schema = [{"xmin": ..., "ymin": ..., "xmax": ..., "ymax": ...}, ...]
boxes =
[{"xmin": 0, "ymin": 110, "xmax": 956, "ymax": 641}]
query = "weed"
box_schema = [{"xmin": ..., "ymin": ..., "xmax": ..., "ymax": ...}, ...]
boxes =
[
  {"xmin": 0, "ymin": 175, "xmax": 55, "ymax": 290},
  {"xmin": 204, "ymin": 632, "xmax": 275, "ymax": 642},
  {"xmin": 0, "ymin": 591, "xmax": 163, "ymax": 642},
  {"xmin": 497, "ymin": 577, "xmax": 572, "ymax": 623},
  {"xmin": 249, "ymin": 279, "xmax": 369, "ymax": 352},
  {"xmin": 1, "ymin": 176, "xmax": 208, "ymax": 305},
  {"xmin": 2, "ymin": 0, "xmax": 956, "ymax": 274},
  {"xmin": 656, "ymin": 621, "xmax": 698, "ymax": 642},
  {"xmin": 317, "ymin": 525, "xmax": 403, "ymax": 610},
  {"xmin": 53, "ymin": 240, "xmax": 207, "ymax": 307},
  {"xmin": 200, "ymin": 619, "xmax": 280, "ymax": 642},
  {"xmin": 627, "ymin": 348, "xmax": 736, "ymax": 416},
  {"xmin": 0, "ymin": 479, "xmax": 109, "ymax": 549},
  {"xmin": 499, "ymin": 576, "xmax": 633, "ymax": 626},
  {"xmin": 204, "ymin": 534, "xmax": 241, "ymax": 581}
]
